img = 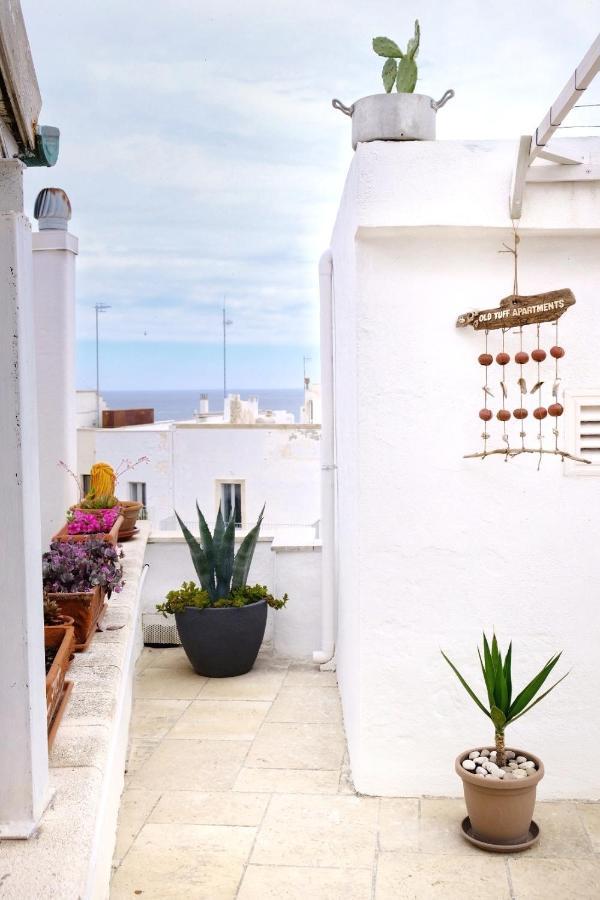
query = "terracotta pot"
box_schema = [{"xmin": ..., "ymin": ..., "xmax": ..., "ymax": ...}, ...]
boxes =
[
  {"xmin": 115, "ymin": 500, "xmax": 143, "ymax": 540},
  {"xmin": 456, "ymin": 747, "xmax": 544, "ymax": 846},
  {"xmin": 46, "ymin": 585, "xmax": 107, "ymax": 651},
  {"xmin": 45, "ymin": 624, "xmax": 75, "ymax": 748},
  {"xmin": 52, "ymin": 513, "xmax": 123, "ymax": 546}
]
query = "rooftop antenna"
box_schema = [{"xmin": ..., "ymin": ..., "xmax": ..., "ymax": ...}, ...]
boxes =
[
  {"xmin": 94, "ymin": 303, "xmax": 111, "ymax": 427},
  {"xmin": 223, "ymin": 302, "xmax": 233, "ymax": 403}
]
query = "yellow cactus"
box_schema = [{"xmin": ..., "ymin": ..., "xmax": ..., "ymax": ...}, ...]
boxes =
[{"xmin": 88, "ymin": 462, "xmax": 117, "ymax": 500}]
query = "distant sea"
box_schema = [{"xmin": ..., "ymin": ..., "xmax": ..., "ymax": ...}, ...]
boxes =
[{"xmin": 102, "ymin": 389, "xmax": 304, "ymax": 422}]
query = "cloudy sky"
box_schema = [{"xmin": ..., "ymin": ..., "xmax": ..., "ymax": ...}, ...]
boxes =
[{"xmin": 21, "ymin": 0, "xmax": 599, "ymax": 390}]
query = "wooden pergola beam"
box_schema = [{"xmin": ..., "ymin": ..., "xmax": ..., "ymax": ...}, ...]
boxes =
[{"xmin": 531, "ymin": 33, "xmax": 600, "ymax": 162}]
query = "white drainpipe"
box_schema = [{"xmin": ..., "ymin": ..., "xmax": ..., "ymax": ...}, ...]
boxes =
[{"xmin": 313, "ymin": 249, "xmax": 336, "ymax": 666}]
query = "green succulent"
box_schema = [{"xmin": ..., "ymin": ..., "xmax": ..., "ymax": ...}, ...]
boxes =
[
  {"xmin": 161, "ymin": 502, "xmax": 288, "ymax": 612},
  {"xmin": 373, "ymin": 20, "xmax": 420, "ymax": 94},
  {"xmin": 442, "ymin": 632, "xmax": 568, "ymax": 767}
]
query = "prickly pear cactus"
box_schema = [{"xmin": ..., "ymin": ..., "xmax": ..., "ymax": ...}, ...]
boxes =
[{"xmin": 372, "ymin": 20, "xmax": 420, "ymax": 94}]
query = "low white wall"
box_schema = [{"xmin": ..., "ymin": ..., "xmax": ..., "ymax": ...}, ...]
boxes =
[
  {"xmin": 330, "ymin": 138, "xmax": 600, "ymax": 801},
  {"xmin": 142, "ymin": 533, "xmax": 321, "ymax": 660}
]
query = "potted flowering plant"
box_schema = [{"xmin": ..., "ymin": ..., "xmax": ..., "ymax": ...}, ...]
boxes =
[
  {"xmin": 157, "ymin": 503, "xmax": 287, "ymax": 677},
  {"xmin": 42, "ymin": 539, "xmax": 125, "ymax": 650},
  {"xmin": 442, "ymin": 632, "xmax": 568, "ymax": 851},
  {"xmin": 53, "ymin": 505, "xmax": 123, "ymax": 545},
  {"xmin": 60, "ymin": 458, "xmax": 149, "ymax": 540}
]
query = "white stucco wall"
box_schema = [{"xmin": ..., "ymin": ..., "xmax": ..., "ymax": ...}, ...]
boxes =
[
  {"xmin": 78, "ymin": 423, "xmax": 320, "ymax": 533},
  {"xmin": 330, "ymin": 138, "xmax": 600, "ymax": 800}
]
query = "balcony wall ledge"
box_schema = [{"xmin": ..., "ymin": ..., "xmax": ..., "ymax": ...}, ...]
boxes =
[{"xmin": 0, "ymin": 522, "xmax": 150, "ymax": 900}]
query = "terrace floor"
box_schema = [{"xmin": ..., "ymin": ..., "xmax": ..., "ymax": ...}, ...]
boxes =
[{"xmin": 110, "ymin": 649, "xmax": 600, "ymax": 899}]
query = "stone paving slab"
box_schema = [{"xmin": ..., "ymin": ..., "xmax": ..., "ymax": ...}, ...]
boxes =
[{"xmin": 111, "ymin": 648, "xmax": 600, "ymax": 899}]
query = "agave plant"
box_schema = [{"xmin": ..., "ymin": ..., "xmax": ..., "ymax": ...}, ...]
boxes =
[
  {"xmin": 175, "ymin": 503, "xmax": 264, "ymax": 603},
  {"xmin": 442, "ymin": 632, "xmax": 568, "ymax": 767},
  {"xmin": 373, "ymin": 20, "xmax": 420, "ymax": 94}
]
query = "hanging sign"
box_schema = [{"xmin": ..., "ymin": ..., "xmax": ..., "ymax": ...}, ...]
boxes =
[{"xmin": 456, "ymin": 289, "xmax": 575, "ymax": 331}]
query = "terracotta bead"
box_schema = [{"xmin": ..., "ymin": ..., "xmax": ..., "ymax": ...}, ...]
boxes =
[
  {"xmin": 479, "ymin": 409, "xmax": 493, "ymax": 421},
  {"xmin": 533, "ymin": 406, "xmax": 547, "ymax": 420},
  {"xmin": 478, "ymin": 353, "xmax": 493, "ymax": 366},
  {"xmin": 513, "ymin": 407, "xmax": 528, "ymax": 420},
  {"xmin": 532, "ymin": 348, "xmax": 546, "ymax": 362},
  {"xmin": 515, "ymin": 351, "xmax": 529, "ymax": 364},
  {"xmin": 548, "ymin": 403, "xmax": 564, "ymax": 417},
  {"xmin": 497, "ymin": 409, "xmax": 511, "ymax": 421},
  {"xmin": 550, "ymin": 345, "xmax": 565, "ymax": 359},
  {"xmin": 496, "ymin": 352, "xmax": 510, "ymax": 366}
]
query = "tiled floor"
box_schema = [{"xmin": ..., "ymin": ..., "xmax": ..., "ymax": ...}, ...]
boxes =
[{"xmin": 110, "ymin": 648, "xmax": 600, "ymax": 899}]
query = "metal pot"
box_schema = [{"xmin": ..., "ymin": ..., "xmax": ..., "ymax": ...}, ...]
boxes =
[{"xmin": 332, "ymin": 90, "xmax": 454, "ymax": 149}]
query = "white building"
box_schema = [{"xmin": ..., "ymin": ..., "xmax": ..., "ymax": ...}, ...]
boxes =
[{"xmin": 323, "ymin": 135, "xmax": 600, "ymax": 800}]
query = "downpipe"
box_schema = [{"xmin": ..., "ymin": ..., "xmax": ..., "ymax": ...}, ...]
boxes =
[{"xmin": 313, "ymin": 249, "xmax": 336, "ymax": 667}]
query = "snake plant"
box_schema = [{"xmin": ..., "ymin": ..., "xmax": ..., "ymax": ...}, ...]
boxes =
[
  {"xmin": 175, "ymin": 502, "xmax": 264, "ymax": 603},
  {"xmin": 442, "ymin": 632, "xmax": 568, "ymax": 767},
  {"xmin": 373, "ymin": 20, "xmax": 420, "ymax": 94}
]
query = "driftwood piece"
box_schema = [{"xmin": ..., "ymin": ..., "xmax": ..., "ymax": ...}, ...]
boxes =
[
  {"xmin": 463, "ymin": 447, "xmax": 591, "ymax": 464},
  {"xmin": 456, "ymin": 289, "xmax": 575, "ymax": 331}
]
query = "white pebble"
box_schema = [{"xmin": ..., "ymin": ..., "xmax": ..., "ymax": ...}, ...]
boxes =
[
  {"xmin": 513, "ymin": 769, "xmax": 527, "ymax": 779},
  {"xmin": 516, "ymin": 756, "xmax": 527, "ymax": 764},
  {"xmin": 475, "ymin": 772, "xmax": 487, "ymax": 778},
  {"xmin": 462, "ymin": 759, "xmax": 476, "ymax": 771},
  {"xmin": 519, "ymin": 761, "xmax": 536, "ymax": 770},
  {"xmin": 505, "ymin": 750, "xmax": 516, "ymax": 760},
  {"xmin": 479, "ymin": 749, "xmax": 490, "ymax": 757},
  {"xmin": 468, "ymin": 751, "xmax": 480, "ymax": 760},
  {"xmin": 508, "ymin": 761, "xmax": 518, "ymax": 769},
  {"xmin": 473, "ymin": 757, "xmax": 487, "ymax": 766},
  {"xmin": 476, "ymin": 766, "xmax": 487, "ymax": 775}
]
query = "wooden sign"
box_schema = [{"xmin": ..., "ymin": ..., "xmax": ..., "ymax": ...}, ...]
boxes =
[{"xmin": 456, "ymin": 289, "xmax": 575, "ymax": 331}]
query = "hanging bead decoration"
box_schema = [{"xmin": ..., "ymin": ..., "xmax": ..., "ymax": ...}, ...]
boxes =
[{"xmin": 456, "ymin": 225, "xmax": 590, "ymax": 466}]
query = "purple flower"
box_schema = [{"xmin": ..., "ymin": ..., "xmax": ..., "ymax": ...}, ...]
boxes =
[{"xmin": 42, "ymin": 539, "xmax": 124, "ymax": 594}]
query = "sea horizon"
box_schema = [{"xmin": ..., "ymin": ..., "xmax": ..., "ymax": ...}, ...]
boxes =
[{"xmin": 100, "ymin": 388, "xmax": 305, "ymax": 422}]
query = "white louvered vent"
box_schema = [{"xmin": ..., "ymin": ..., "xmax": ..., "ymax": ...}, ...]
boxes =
[
  {"xmin": 579, "ymin": 405, "xmax": 600, "ymax": 461},
  {"xmin": 564, "ymin": 391, "xmax": 600, "ymax": 476}
]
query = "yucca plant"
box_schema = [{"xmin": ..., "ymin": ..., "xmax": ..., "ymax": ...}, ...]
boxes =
[
  {"xmin": 175, "ymin": 502, "xmax": 264, "ymax": 604},
  {"xmin": 442, "ymin": 633, "xmax": 568, "ymax": 767}
]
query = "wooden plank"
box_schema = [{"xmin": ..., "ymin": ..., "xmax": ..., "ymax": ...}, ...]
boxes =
[
  {"xmin": 527, "ymin": 163, "xmax": 600, "ymax": 183},
  {"xmin": 456, "ymin": 288, "xmax": 575, "ymax": 331},
  {"xmin": 510, "ymin": 135, "xmax": 532, "ymax": 219},
  {"xmin": 531, "ymin": 33, "xmax": 600, "ymax": 161},
  {"xmin": 0, "ymin": 1, "xmax": 41, "ymax": 150}
]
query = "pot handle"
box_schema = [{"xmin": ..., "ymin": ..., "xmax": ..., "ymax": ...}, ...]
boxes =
[
  {"xmin": 431, "ymin": 89, "xmax": 455, "ymax": 111},
  {"xmin": 332, "ymin": 98, "xmax": 355, "ymax": 118}
]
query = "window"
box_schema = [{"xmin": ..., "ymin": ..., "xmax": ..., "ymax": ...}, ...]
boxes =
[
  {"xmin": 81, "ymin": 474, "xmax": 91, "ymax": 495},
  {"xmin": 220, "ymin": 482, "xmax": 243, "ymax": 527},
  {"xmin": 129, "ymin": 481, "xmax": 147, "ymax": 506}
]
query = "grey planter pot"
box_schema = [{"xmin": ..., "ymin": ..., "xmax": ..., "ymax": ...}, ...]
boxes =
[
  {"xmin": 175, "ymin": 599, "xmax": 268, "ymax": 677},
  {"xmin": 332, "ymin": 90, "xmax": 454, "ymax": 149}
]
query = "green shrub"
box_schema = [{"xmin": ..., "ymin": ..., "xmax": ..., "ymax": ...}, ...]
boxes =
[{"xmin": 157, "ymin": 580, "xmax": 287, "ymax": 616}]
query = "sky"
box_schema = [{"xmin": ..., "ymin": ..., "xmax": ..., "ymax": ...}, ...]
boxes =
[{"xmin": 20, "ymin": 0, "xmax": 600, "ymax": 390}]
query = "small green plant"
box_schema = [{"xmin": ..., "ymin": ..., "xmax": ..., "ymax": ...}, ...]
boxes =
[
  {"xmin": 373, "ymin": 20, "xmax": 420, "ymax": 94},
  {"xmin": 157, "ymin": 581, "xmax": 287, "ymax": 616},
  {"xmin": 157, "ymin": 503, "xmax": 288, "ymax": 614},
  {"xmin": 441, "ymin": 632, "xmax": 568, "ymax": 767}
]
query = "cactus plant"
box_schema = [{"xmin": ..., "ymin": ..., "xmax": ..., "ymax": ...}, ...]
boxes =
[
  {"xmin": 373, "ymin": 20, "xmax": 420, "ymax": 94},
  {"xmin": 175, "ymin": 503, "xmax": 267, "ymax": 603}
]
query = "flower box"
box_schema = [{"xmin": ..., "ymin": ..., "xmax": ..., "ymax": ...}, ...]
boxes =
[
  {"xmin": 52, "ymin": 513, "xmax": 123, "ymax": 546},
  {"xmin": 45, "ymin": 623, "xmax": 75, "ymax": 749},
  {"xmin": 46, "ymin": 586, "xmax": 107, "ymax": 651}
]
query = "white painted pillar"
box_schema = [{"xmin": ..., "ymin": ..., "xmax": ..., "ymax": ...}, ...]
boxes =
[
  {"xmin": 0, "ymin": 159, "xmax": 50, "ymax": 837},
  {"xmin": 32, "ymin": 189, "xmax": 79, "ymax": 545}
]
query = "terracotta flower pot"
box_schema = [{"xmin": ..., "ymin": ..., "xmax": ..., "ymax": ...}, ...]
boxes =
[
  {"xmin": 456, "ymin": 747, "xmax": 544, "ymax": 848},
  {"xmin": 45, "ymin": 624, "xmax": 75, "ymax": 749},
  {"xmin": 52, "ymin": 513, "xmax": 123, "ymax": 546},
  {"xmin": 46, "ymin": 585, "xmax": 107, "ymax": 651},
  {"xmin": 115, "ymin": 500, "xmax": 143, "ymax": 540}
]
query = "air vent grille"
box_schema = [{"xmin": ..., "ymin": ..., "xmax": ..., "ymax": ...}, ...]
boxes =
[
  {"xmin": 579, "ymin": 405, "xmax": 600, "ymax": 460},
  {"xmin": 143, "ymin": 621, "xmax": 181, "ymax": 646}
]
